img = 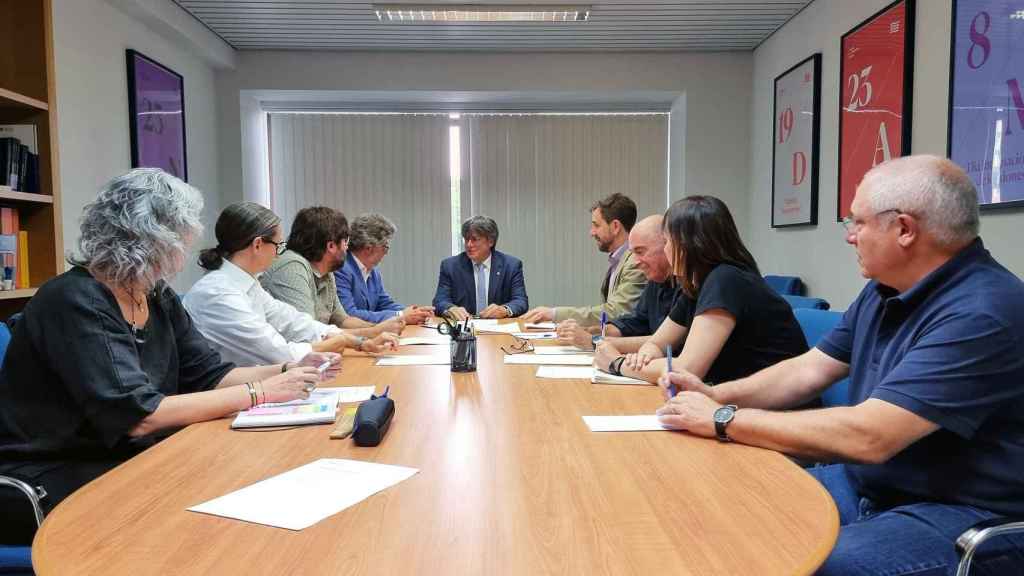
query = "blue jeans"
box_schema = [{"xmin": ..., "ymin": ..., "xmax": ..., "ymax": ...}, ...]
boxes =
[{"xmin": 809, "ymin": 465, "xmax": 1024, "ymax": 575}]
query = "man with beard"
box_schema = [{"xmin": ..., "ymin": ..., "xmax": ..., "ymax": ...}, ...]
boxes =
[
  {"xmin": 522, "ymin": 193, "xmax": 646, "ymax": 327},
  {"xmin": 261, "ymin": 206, "xmax": 404, "ymax": 337}
]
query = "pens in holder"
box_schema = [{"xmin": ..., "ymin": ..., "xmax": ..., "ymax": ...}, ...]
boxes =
[{"xmin": 665, "ymin": 344, "xmax": 678, "ymax": 397}]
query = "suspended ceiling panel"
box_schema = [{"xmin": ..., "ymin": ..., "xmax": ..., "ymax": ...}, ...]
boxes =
[{"xmin": 174, "ymin": 0, "xmax": 812, "ymax": 51}]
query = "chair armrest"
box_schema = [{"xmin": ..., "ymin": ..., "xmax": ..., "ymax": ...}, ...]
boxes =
[
  {"xmin": 955, "ymin": 517, "xmax": 1024, "ymax": 576},
  {"xmin": 0, "ymin": 475, "xmax": 47, "ymax": 528}
]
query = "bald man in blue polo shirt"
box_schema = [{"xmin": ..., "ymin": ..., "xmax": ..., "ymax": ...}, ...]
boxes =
[{"xmin": 657, "ymin": 156, "xmax": 1024, "ymax": 574}]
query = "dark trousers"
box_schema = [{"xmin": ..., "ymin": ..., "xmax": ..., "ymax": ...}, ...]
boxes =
[
  {"xmin": 0, "ymin": 459, "xmax": 122, "ymax": 545},
  {"xmin": 810, "ymin": 464, "xmax": 1024, "ymax": 575}
]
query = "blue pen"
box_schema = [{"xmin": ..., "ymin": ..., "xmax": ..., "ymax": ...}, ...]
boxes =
[
  {"xmin": 600, "ymin": 310, "xmax": 607, "ymax": 339},
  {"xmin": 382, "ymin": 385, "xmax": 390, "ymax": 398},
  {"xmin": 665, "ymin": 344, "xmax": 678, "ymax": 397}
]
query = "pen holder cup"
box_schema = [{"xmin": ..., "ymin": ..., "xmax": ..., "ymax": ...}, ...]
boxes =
[{"xmin": 450, "ymin": 335, "xmax": 477, "ymax": 372}]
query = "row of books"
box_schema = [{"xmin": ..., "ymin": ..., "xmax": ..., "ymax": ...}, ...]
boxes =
[
  {"xmin": 0, "ymin": 207, "xmax": 30, "ymax": 289},
  {"xmin": 0, "ymin": 125, "xmax": 40, "ymax": 194}
]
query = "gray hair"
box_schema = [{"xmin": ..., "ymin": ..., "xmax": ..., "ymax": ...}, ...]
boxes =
[
  {"xmin": 861, "ymin": 155, "xmax": 980, "ymax": 247},
  {"xmin": 349, "ymin": 213, "xmax": 396, "ymax": 252},
  {"xmin": 461, "ymin": 215, "xmax": 499, "ymax": 247},
  {"xmin": 69, "ymin": 168, "xmax": 204, "ymax": 291}
]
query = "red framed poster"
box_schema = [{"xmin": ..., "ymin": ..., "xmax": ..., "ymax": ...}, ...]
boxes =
[{"xmin": 837, "ymin": 0, "xmax": 915, "ymax": 220}]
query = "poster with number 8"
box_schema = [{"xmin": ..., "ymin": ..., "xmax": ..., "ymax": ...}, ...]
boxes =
[
  {"xmin": 772, "ymin": 54, "xmax": 821, "ymax": 227},
  {"xmin": 949, "ymin": 0, "xmax": 1024, "ymax": 209},
  {"xmin": 838, "ymin": 0, "xmax": 915, "ymax": 220}
]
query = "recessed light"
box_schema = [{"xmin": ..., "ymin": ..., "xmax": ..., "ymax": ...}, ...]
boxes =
[{"xmin": 373, "ymin": 4, "xmax": 591, "ymax": 23}]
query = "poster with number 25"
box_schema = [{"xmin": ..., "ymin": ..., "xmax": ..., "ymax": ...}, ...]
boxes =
[{"xmin": 838, "ymin": 0, "xmax": 915, "ymax": 220}]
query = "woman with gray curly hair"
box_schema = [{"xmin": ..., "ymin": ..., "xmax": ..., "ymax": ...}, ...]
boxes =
[{"xmin": 0, "ymin": 168, "xmax": 338, "ymax": 545}]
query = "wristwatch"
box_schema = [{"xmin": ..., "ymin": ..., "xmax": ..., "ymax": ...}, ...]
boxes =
[
  {"xmin": 353, "ymin": 335, "xmax": 367, "ymax": 350},
  {"xmin": 713, "ymin": 405, "xmax": 739, "ymax": 442},
  {"xmin": 503, "ymin": 305, "xmax": 514, "ymax": 318},
  {"xmin": 591, "ymin": 334, "xmax": 604, "ymax": 348}
]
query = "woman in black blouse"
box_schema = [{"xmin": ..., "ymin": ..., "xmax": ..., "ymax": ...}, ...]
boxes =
[
  {"xmin": 0, "ymin": 169, "xmax": 340, "ymax": 544},
  {"xmin": 594, "ymin": 195, "xmax": 807, "ymax": 386}
]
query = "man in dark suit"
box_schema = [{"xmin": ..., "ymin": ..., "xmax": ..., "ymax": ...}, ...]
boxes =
[{"xmin": 432, "ymin": 216, "xmax": 529, "ymax": 321}]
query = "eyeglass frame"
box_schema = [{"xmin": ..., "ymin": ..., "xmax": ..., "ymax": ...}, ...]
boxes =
[
  {"xmin": 840, "ymin": 208, "xmax": 903, "ymax": 235},
  {"xmin": 501, "ymin": 336, "xmax": 534, "ymax": 355},
  {"xmin": 261, "ymin": 237, "xmax": 288, "ymax": 256}
]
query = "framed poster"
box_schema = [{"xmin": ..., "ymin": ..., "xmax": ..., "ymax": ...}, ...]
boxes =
[
  {"xmin": 948, "ymin": 0, "xmax": 1024, "ymax": 209},
  {"xmin": 837, "ymin": 0, "xmax": 915, "ymax": 220},
  {"xmin": 127, "ymin": 49, "xmax": 188, "ymax": 181},
  {"xmin": 772, "ymin": 53, "xmax": 822, "ymax": 227}
]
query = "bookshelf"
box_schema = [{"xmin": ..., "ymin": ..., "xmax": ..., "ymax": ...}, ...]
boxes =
[{"xmin": 0, "ymin": 0, "xmax": 62, "ymax": 319}]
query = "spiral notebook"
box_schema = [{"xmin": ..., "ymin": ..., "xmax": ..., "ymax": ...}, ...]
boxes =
[{"xmin": 230, "ymin": 389, "xmax": 344, "ymax": 429}]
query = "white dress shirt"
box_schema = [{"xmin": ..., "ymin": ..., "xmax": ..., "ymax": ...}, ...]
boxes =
[
  {"xmin": 353, "ymin": 253, "xmax": 373, "ymax": 283},
  {"xmin": 183, "ymin": 259, "xmax": 341, "ymax": 366},
  {"xmin": 473, "ymin": 255, "xmax": 491, "ymax": 309}
]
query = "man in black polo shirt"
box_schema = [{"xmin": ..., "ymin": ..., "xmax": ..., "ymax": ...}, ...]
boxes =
[
  {"xmin": 555, "ymin": 215, "xmax": 678, "ymax": 351},
  {"xmin": 657, "ymin": 155, "xmax": 1024, "ymax": 574}
]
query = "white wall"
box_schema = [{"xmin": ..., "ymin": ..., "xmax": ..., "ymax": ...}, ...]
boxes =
[
  {"xmin": 216, "ymin": 50, "xmax": 753, "ymax": 235},
  {"xmin": 748, "ymin": 0, "xmax": 1024, "ymax": 310},
  {"xmin": 52, "ymin": 0, "xmax": 228, "ymax": 292}
]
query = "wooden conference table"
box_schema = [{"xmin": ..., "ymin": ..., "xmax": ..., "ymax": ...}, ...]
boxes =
[{"xmin": 33, "ymin": 323, "xmax": 838, "ymax": 575}]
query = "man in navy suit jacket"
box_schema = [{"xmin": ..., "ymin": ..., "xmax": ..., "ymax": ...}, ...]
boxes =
[
  {"xmin": 335, "ymin": 214, "xmax": 434, "ymax": 324},
  {"xmin": 432, "ymin": 216, "xmax": 528, "ymax": 321}
]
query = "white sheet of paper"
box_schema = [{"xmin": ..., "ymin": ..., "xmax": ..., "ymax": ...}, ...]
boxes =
[
  {"xmin": 399, "ymin": 336, "xmax": 449, "ymax": 346},
  {"xmin": 376, "ymin": 355, "xmax": 451, "ymax": 366},
  {"xmin": 512, "ymin": 332, "xmax": 557, "ymax": 340},
  {"xmin": 533, "ymin": 346, "xmax": 590, "ymax": 355},
  {"xmin": 188, "ymin": 459, "xmax": 419, "ymax": 530},
  {"xmin": 468, "ymin": 319, "xmax": 499, "ymax": 327},
  {"xmin": 504, "ymin": 354, "xmax": 593, "ymax": 365},
  {"xmin": 591, "ymin": 370, "xmax": 652, "ymax": 386},
  {"xmin": 475, "ymin": 323, "xmax": 521, "ymax": 335},
  {"xmin": 582, "ymin": 415, "xmax": 676, "ymax": 432},
  {"xmin": 535, "ymin": 366, "xmax": 595, "ymax": 379},
  {"xmin": 333, "ymin": 386, "xmax": 376, "ymax": 404},
  {"xmin": 524, "ymin": 322, "xmax": 557, "ymax": 330}
]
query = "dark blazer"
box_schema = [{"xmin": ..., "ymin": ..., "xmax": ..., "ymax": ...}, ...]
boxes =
[
  {"xmin": 432, "ymin": 250, "xmax": 528, "ymax": 316},
  {"xmin": 334, "ymin": 252, "xmax": 403, "ymax": 323}
]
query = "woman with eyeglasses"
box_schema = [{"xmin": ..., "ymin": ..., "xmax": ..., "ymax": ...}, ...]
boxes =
[
  {"xmin": 0, "ymin": 170, "xmax": 339, "ymax": 545},
  {"xmin": 183, "ymin": 202, "xmax": 396, "ymax": 367},
  {"xmin": 594, "ymin": 195, "xmax": 810, "ymax": 391}
]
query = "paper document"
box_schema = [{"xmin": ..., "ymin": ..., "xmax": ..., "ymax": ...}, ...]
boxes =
[
  {"xmin": 504, "ymin": 354, "xmax": 593, "ymax": 365},
  {"xmin": 468, "ymin": 319, "xmax": 499, "ymax": 327},
  {"xmin": 334, "ymin": 386, "xmax": 376, "ymax": 404},
  {"xmin": 475, "ymin": 323, "xmax": 522, "ymax": 335},
  {"xmin": 535, "ymin": 366, "xmax": 594, "ymax": 379},
  {"xmin": 582, "ymin": 415, "xmax": 676, "ymax": 432},
  {"xmin": 512, "ymin": 332, "xmax": 557, "ymax": 340},
  {"xmin": 591, "ymin": 370, "xmax": 652, "ymax": 386},
  {"xmin": 188, "ymin": 458, "xmax": 419, "ymax": 530},
  {"xmin": 399, "ymin": 336, "xmax": 449, "ymax": 346},
  {"xmin": 376, "ymin": 355, "xmax": 450, "ymax": 366},
  {"xmin": 533, "ymin": 346, "xmax": 590, "ymax": 355},
  {"xmin": 231, "ymin": 389, "xmax": 340, "ymax": 429},
  {"xmin": 524, "ymin": 322, "xmax": 557, "ymax": 330}
]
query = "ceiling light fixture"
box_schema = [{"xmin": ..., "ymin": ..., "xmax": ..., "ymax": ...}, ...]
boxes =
[{"xmin": 374, "ymin": 4, "xmax": 591, "ymax": 23}]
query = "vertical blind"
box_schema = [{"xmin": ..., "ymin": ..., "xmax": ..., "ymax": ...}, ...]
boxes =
[
  {"xmin": 464, "ymin": 114, "xmax": 668, "ymax": 307},
  {"xmin": 269, "ymin": 112, "xmax": 669, "ymax": 310},
  {"xmin": 269, "ymin": 113, "xmax": 452, "ymax": 306}
]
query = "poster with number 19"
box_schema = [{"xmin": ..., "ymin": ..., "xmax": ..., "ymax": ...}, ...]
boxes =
[
  {"xmin": 838, "ymin": 0, "xmax": 915, "ymax": 220},
  {"xmin": 949, "ymin": 0, "xmax": 1024, "ymax": 209}
]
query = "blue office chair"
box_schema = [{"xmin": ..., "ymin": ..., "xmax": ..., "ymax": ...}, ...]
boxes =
[
  {"xmin": 782, "ymin": 294, "xmax": 830, "ymax": 310},
  {"xmin": 791, "ymin": 308, "xmax": 847, "ymax": 408},
  {"xmin": 763, "ymin": 275, "xmax": 805, "ymax": 296},
  {"xmin": 0, "ymin": 321, "xmax": 41, "ymax": 576}
]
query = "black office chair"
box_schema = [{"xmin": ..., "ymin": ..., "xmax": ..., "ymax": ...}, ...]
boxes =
[{"xmin": 955, "ymin": 517, "xmax": 1024, "ymax": 576}]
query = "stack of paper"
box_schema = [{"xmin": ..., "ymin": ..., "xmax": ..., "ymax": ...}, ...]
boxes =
[
  {"xmin": 582, "ymin": 415, "xmax": 676, "ymax": 432},
  {"xmin": 474, "ymin": 323, "xmax": 522, "ymax": 335},
  {"xmin": 231, "ymin": 389, "xmax": 342, "ymax": 429},
  {"xmin": 534, "ymin": 366, "xmax": 652, "ymax": 386},
  {"xmin": 504, "ymin": 354, "xmax": 593, "ymax": 366},
  {"xmin": 376, "ymin": 355, "xmax": 451, "ymax": 366},
  {"xmin": 512, "ymin": 332, "xmax": 557, "ymax": 340},
  {"xmin": 524, "ymin": 321, "xmax": 557, "ymax": 330},
  {"xmin": 188, "ymin": 459, "xmax": 420, "ymax": 530}
]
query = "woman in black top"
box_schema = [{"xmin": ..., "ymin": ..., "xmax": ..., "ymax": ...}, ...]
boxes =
[
  {"xmin": 595, "ymin": 195, "xmax": 807, "ymax": 385},
  {"xmin": 0, "ymin": 169, "xmax": 339, "ymax": 544}
]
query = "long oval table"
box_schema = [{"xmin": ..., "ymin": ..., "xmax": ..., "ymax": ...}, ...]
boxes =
[{"xmin": 33, "ymin": 324, "xmax": 837, "ymax": 575}]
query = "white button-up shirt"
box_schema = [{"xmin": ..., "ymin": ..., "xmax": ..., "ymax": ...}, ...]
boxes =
[{"xmin": 183, "ymin": 259, "xmax": 341, "ymax": 367}]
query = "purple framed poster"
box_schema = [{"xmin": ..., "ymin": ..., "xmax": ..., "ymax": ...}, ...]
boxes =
[
  {"xmin": 948, "ymin": 0, "xmax": 1024, "ymax": 209},
  {"xmin": 127, "ymin": 50, "xmax": 187, "ymax": 181}
]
